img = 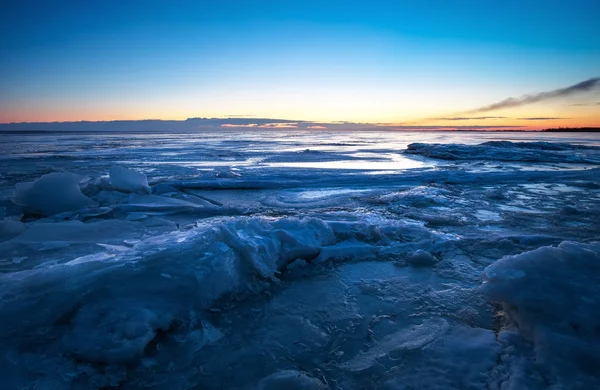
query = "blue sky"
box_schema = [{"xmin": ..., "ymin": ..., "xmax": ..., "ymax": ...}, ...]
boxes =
[{"xmin": 1, "ymin": 0, "xmax": 599, "ymax": 127}]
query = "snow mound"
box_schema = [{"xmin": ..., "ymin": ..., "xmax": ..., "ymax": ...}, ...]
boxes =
[
  {"xmin": 482, "ymin": 241, "xmax": 600, "ymax": 387},
  {"xmin": 406, "ymin": 141, "xmax": 600, "ymax": 163},
  {"xmin": 109, "ymin": 166, "xmax": 151, "ymax": 194},
  {"xmin": 12, "ymin": 172, "xmax": 97, "ymax": 216}
]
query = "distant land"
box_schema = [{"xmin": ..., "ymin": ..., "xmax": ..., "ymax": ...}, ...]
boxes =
[
  {"xmin": 543, "ymin": 127, "xmax": 600, "ymax": 132},
  {"xmin": 0, "ymin": 118, "xmax": 598, "ymax": 133}
]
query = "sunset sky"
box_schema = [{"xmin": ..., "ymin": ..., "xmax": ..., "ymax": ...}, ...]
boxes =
[{"xmin": 1, "ymin": 0, "xmax": 599, "ymax": 129}]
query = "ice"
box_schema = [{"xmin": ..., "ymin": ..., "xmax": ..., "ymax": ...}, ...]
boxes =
[
  {"xmin": 340, "ymin": 317, "xmax": 450, "ymax": 371},
  {"xmin": 11, "ymin": 219, "xmax": 144, "ymax": 244},
  {"xmin": 1, "ymin": 131, "xmax": 600, "ymax": 388},
  {"xmin": 0, "ymin": 216, "xmax": 26, "ymax": 242},
  {"xmin": 64, "ymin": 300, "xmax": 173, "ymax": 365},
  {"xmin": 382, "ymin": 326, "xmax": 500, "ymax": 389},
  {"xmin": 482, "ymin": 241, "xmax": 600, "ymax": 387},
  {"xmin": 12, "ymin": 172, "xmax": 97, "ymax": 216},
  {"xmin": 109, "ymin": 166, "xmax": 151, "ymax": 194},
  {"xmin": 406, "ymin": 141, "xmax": 600, "ymax": 163},
  {"xmin": 258, "ymin": 370, "xmax": 326, "ymax": 390},
  {"xmin": 406, "ymin": 249, "xmax": 439, "ymax": 266}
]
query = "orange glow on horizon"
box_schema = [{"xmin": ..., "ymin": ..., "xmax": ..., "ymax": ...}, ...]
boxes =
[{"xmin": 1, "ymin": 103, "xmax": 598, "ymax": 130}]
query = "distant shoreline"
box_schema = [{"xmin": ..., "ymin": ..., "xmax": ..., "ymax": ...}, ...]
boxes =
[
  {"xmin": 1, "ymin": 128, "xmax": 599, "ymax": 134},
  {"xmin": 542, "ymin": 127, "xmax": 600, "ymax": 132},
  {"xmin": 0, "ymin": 119, "xmax": 598, "ymax": 134}
]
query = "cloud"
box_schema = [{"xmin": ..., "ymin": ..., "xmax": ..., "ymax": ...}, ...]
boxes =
[
  {"xmin": 258, "ymin": 122, "xmax": 298, "ymax": 128},
  {"xmin": 571, "ymin": 102, "xmax": 600, "ymax": 106},
  {"xmin": 465, "ymin": 77, "xmax": 600, "ymax": 114},
  {"xmin": 221, "ymin": 123, "xmax": 259, "ymax": 128},
  {"xmin": 221, "ymin": 122, "xmax": 299, "ymax": 128},
  {"xmin": 382, "ymin": 125, "xmax": 524, "ymax": 130},
  {"xmin": 307, "ymin": 125, "xmax": 328, "ymax": 129},
  {"xmin": 517, "ymin": 117, "xmax": 565, "ymax": 120},
  {"xmin": 432, "ymin": 116, "xmax": 506, "ymax": 121}
]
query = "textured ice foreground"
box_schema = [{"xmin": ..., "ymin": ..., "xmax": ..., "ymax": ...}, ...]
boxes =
[{"xmin": 1, "ymin": 131, "xmax": 599, "ymax": 389}]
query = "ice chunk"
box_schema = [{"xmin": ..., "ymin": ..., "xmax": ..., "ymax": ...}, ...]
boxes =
[
  {"xmin": 0, "ymin": 217, "xmax": 26, "ymax": 241},
  {"xmin": 482, "ymin": 241, "xmax": 600, "ymax": 387},
  {"xmin": 212, "ymin": 167, "xmax": 242, "ymax": 178},
  {"xmin": 406, "ymin": 249, "xmax": 438, "ymax": 267},
  {"xmin": 217, "ymin": 217, "xmax": 335, "ymax": 280},
  {"xmin": 482, "ymin": 241, "xmax": 600, "ymax": 335},
  {"xmin": 109, "ymin": 166, "xmax": 151, "ymax": 194},
  {"xmin": 63, "ymin": 300, "xmax": 172, "ymax": 365},
  {"xmin": 12, "ymin": 172, "xmax": 97, "ymax": 216},
  {"xmin": 258, "ymin": 370, "xmax": 326, "ymax": 390}
]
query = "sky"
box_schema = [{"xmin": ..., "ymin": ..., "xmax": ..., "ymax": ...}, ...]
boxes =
[{"xmin": 1, "ymin": 0, "xmax": 599, "ymax": 129}]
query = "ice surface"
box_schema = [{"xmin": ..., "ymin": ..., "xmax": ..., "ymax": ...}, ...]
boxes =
[
  {"xmin": 382, "ymin": 325, "xmax": 501, "ymax": 389},
  {"xmin": 1, "ymin": 131, "xmax": 599, "ymax": 389},
  {"xmin": 340, "ymin": 317, "xmax": 450, "ymax": 371},
  {"xmin": 109, "ymin": 166, "xmax": 151, "ymax": 194},
  {"xmin": 12, "ymin": 172, "xmax": 97, "ymax": 216}
]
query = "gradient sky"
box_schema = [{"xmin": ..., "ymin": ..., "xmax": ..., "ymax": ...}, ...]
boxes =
[{"xmin": 1, "ymin": 0, "xmax": 599, "ymax": 129}]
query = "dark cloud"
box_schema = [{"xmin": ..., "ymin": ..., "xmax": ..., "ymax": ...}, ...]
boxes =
[
  {"xmin": 465, "ymin": 77, "xmax": 600, "ymax": 114},
  {"xmin": 517, "ymin": 117, "xmax": 565, "ymax": 120},
  {"xmin": 433, "ymin": 116, "xmax": 506, "ymax": 121}
]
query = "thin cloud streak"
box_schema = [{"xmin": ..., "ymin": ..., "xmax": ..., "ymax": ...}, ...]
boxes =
[
  {"xmin": 465, "ymin": 77, "xmax": 600, "ymax": 114},
  {"xmin": 571, "ymin": 102, "xmax": 600, "ymax": 106},
  {"xmin": 517, "ymin": 117, "xmax": 566, "ymax": 120},
  {"xmin": 432, "ymin": 116, "xmax": 506, "ymax": 121}
]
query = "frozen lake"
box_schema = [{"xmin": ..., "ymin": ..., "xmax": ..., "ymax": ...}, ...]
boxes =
[{"xmin": 1, "ymin": 130, "xmax": 599, "ymax": 389}]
